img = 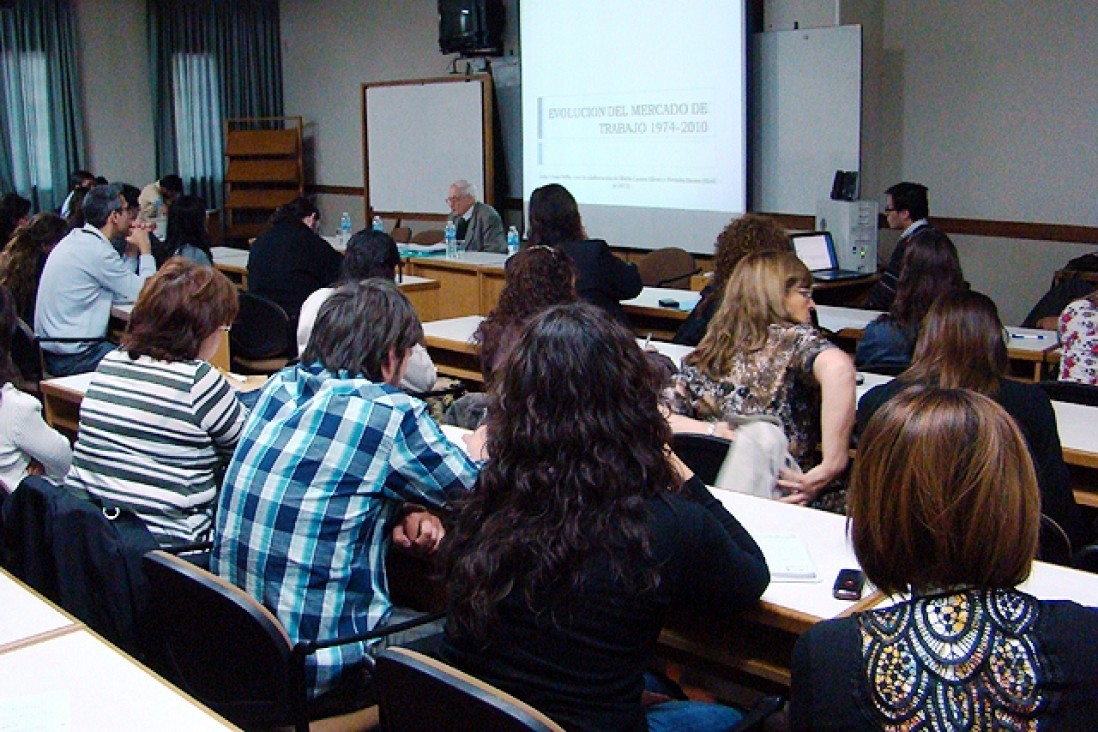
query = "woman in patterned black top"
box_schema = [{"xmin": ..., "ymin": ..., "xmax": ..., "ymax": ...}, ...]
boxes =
[{"xmin": 790, "ymin": 387, "xmax": 1098, "ymax": 730}]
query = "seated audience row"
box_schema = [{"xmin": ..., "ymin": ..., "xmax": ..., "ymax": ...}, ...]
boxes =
[
  {"xmin": 858, "ymin": 290, "xmax": 1083, "ymax": 546},
  {"xmin": 213, "ymin": 279, "xmax": 477, "ymax": 718}
]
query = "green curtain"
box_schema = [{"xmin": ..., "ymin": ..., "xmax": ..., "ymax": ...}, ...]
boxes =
[
  {"xmin": 147, "ymin": 0, "xmax": 283, "ymax": 208},
  {"xmin": 0, "ymin": 0, "xmax": 86, "ymax": 211}
]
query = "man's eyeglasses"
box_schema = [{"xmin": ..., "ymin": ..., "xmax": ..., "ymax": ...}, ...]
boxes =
[{"xmin": 883, "ymin": 207, "xmax": 896, "ymax": 212}]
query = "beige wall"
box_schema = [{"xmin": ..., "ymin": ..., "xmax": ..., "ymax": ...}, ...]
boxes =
[
  {"xmin": 878, "ymin": 0, "xmax": 1098, "ymax": 324},
  {"xmin": 75, "ymin": 0, "xmax": 156, "ymax": 188},
  {"xmin": 72, "ymin": 1, "xmax": 1095, "ymax": 324}
]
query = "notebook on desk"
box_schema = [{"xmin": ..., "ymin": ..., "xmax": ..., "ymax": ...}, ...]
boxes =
[{"xmin": 790, "ymin": 231, "xmax": 864, "ymax": 281}]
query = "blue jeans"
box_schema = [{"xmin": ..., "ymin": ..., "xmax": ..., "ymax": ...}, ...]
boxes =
[
  {"xmin": 644, "ymin": 673, "xmax": 744, "ymax": 732},
  {"xmin": 44, "ymin": 341, "xmax": 117, "ymax": 376}
]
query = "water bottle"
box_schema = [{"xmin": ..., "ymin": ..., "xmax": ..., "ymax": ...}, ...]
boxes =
[
  {"xmin": 338, "ymin": 212, "xmax": 352, "ymax": 247},
  {"xmin": 507, "ymin": 226, "xmax": 520, "ymax": 257},
  {"xmin": 372, "ymin": 215, "xmax": 384, "ymax": 232},
  {"xmin": 445, "ymin": 219, "xmax": 458, "ymax": 259}
]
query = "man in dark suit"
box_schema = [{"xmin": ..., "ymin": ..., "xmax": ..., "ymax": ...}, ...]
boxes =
[
  {"xmin": 446, "ymin": 179, "xmax": 506, "ymax": 253},
  {"xmin": 864, "ymin": 181, "xmax": 932, "ymax": 311}
]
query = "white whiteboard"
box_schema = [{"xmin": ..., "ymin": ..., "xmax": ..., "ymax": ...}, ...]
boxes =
[
  {"xmin": 363, "ymin": 76, "xmax": 491, "ymax": 216},
  {"xmin": 751, "ymin": 26, "xmax": 861, "ymax": 215}
]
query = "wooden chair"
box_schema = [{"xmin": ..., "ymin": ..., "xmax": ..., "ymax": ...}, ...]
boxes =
[
  {"xmin": 391, "ymin": 226, "xmax": 412, "ymax": 243},
  {"xmin": 636, "ymin": 247, "xmax": 699, "ymax": 289},
  {"xmin": 374, "ymin": 647, "xmax": 565, "ymax": 732},
  {"xmin": 142, "ymin": 551, "xmax": 444, "ymax": 732},
  {"xmin": 231, "ymin": 291, "xmax": 294, "ymax": 374},
  {"xmin": 410, "ymin": 229, "xmax": 445, "ymax": 245}
]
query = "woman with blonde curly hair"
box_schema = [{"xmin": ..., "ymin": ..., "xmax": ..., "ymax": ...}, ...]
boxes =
[{"xmin": 673, "ymin": 214, "xmax": 790, "ymax": 346}]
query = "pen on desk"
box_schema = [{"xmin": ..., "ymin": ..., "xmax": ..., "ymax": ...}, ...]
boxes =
[
  {"xmin": 643, "ymin": 332, "xmax": 652, "ymax": 350},
  {"xmin": 1010, "ymin": 333, "xmax": 1046, "ymax": 340}
]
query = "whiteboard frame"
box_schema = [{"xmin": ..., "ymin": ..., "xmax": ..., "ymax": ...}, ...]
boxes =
[{"xmin": 361, "ymin": 75, "xmax": 494, "ymax": 220}]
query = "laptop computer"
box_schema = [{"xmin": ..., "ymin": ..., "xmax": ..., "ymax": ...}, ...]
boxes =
[{"xmin": 789, "ymin": 231, "xmax": 865, "ymax": 281}]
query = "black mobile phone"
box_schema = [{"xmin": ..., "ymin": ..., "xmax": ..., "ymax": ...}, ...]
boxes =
[
  {"xmin": 832, "ymin": 568, "xmax": 865, "ymax": 601},
  {"xmin": 658, "ymin": 298, "xmax": 680, "ymax": 308}
]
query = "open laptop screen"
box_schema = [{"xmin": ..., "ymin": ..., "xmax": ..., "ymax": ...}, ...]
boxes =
[{"xmin": 791, "ymin": 232, "xmax": 835, "ymax": 271}]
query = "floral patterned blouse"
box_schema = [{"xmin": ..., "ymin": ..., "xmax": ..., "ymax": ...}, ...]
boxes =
[
  {"xmin": 1059, "ymin": 299, "xmax": 1098, "ymax": 385},
  {"xmin": 666, "ymin": 323, "xmax": 833, "ymax": 469}
]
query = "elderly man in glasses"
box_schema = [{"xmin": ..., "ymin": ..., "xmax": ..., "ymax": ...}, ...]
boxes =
[{"xmin": 446, "ymin": 179, "xmax": 507, "ymax": 254}]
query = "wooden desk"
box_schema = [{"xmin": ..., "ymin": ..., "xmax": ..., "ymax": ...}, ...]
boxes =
[
  {"xmin": 0, "ymin": 570, "xmax": 79, "ymax": 655},
  {"xmin": 40, "ymin": 371, "xmax": 268, "ymax": 437},
  {"xmin": 621, "ymin": 287, "xmax": 701, "ymax": 340},
  {"xmin": 211, "ymin": 246, "xmax": 249, "ymax": 289},
  {"xmin": 404, "ymin": 252, "xmax": 508, "ymax": 319},
  {"xmin": 816, "ymin": 306, "xmax": 1061, "ymax": 382},
  {"xmin": 422, "ymin": 315, "xmax": 695, "ymax": 385},
  {"xmin": 658, "ymin": 490, "xmax": 1098, "ymax": 690},
  {"xmin": 0, "ymin": 568, "xmax": 235, "ymax": 729}
]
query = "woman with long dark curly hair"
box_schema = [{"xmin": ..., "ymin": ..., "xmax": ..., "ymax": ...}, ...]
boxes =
[
  {"xmin": 0, "ymin": 212, "xmax": 69, "ymax": 323},
  {"xmin": 527, "ymin": 184, "xmax": 642, "ymax": 324},
  {"xmin": 441, "ymin": 302, "xmax": 769, "ymax": 732},
  {"xmin": 473, "ymin": 245, "xmax": 577, "ymax": 379}
]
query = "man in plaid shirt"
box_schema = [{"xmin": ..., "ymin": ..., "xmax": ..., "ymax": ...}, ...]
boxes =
[{"xmin": 212, "ymin": 279, "xmax": 479, "ymax": 716}]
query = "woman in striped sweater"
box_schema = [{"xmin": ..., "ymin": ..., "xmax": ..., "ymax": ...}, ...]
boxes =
[{"xmin": 65, "ymin": 259, "xmax": 246, "ymax": 545}]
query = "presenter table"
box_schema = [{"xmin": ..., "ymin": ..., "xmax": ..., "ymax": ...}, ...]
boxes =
[
  {"xmin": 210, "ymin": 246, "xmax": 442, "ymax": 322},
  {"xmin": 0, "ymin": 569, "xmax": 235, "ymax": 730},
  {"xmin": 403, "ymin": 251, "xmax": 508, "ymax": 319}
]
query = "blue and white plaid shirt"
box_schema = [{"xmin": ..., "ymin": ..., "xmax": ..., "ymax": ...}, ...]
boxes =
[{"xmin": 211, "ymin": 363, "xmax": 478, "ymax": 697}]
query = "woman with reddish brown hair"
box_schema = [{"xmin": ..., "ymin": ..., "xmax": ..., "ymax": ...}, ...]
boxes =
[
  {"xmin": 65, "ymin": 259, "xmax": 247, "ymax": 545},
  {"xmin": 858, "ymin": 289, "xmax": 1083, "ymax": 547},
  {"xmin": 474, "ymin": 245, "xmax": 577, "ymax": 380},
  {"xmin": 792, "ymin": 387, "xmax": 1098, "ymax": 730}
]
